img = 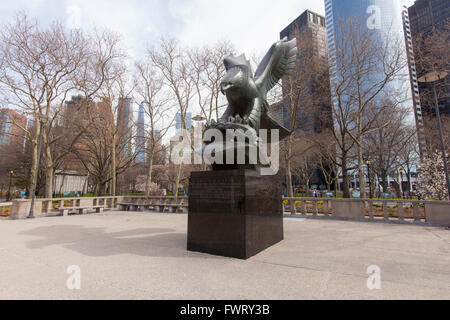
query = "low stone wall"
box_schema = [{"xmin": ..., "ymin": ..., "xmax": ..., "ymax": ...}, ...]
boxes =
[
  {"xmin": 424, "ymin": 202, "xmax": 450, "ymax": 226},
  {"xmin": 331, "ymin": 199, "xmax": 366, "ymax": 219},
  {"xmin": 10, "ymin": 196, "xmax": 123, "ymax": 219},
  {"xmin": 6, "ymin": 195, "xmax": 450, "ymax": 227},
  {"xmin": 283, "ymin": 197, "xmax": 450, "ymax": 227}
]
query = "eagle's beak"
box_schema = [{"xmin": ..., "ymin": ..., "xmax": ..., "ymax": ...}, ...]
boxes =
[{"xmin": 220, "ymin": 82, "xmax": 232, "ymax": 95}]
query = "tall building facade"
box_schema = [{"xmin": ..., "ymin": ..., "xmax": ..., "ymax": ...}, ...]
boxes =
[
  {"xmin": 325, "ymin": 0, "xmax": 427, "ymax": 156},
  {"xmin": 0, "ymin": 109, "xmax": 27, "ymax": 147},
  {"xmin": 117, "ymin": 97, "xmax": 133, "ymax": 156},
  {"xmin": 279, "ymin": 10, "xmax": 333, "ymax": 190},
  {"xmin": 408, "ymin": 0, "xmax": 449, "ymax": 152},
  {"xmin": 176, "ymin": 112, "xmax": 192, "ymax": 131},
  {"xmin": 136, "ymin": 102, "xmax": 146, "ymax": 164},
  {"xmin": 408, "ymin": 0, "xmax": 449, "ymax": 34},
  {"xmin": 280, "ymin": 10, "xmax": 332, "ymax": 133}
]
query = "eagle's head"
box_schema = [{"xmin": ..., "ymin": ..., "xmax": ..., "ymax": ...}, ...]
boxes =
[{"xmin": 220, "ymin": 54, "xmax": 258, "ymax": 99}]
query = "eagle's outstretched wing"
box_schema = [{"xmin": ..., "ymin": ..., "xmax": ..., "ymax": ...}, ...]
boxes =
[{"xmin": 254, "ymin": 37, "xmax": 298, "ymax": 98}]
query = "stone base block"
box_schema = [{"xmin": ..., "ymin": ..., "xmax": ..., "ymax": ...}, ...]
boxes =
[{"xmin": 187, "ymin": 169, "xmax": 283, "ymax": 260}]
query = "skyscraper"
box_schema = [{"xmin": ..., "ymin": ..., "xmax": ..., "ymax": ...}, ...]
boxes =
[
  {"xmin": 408, "ymin": 0, "xmax": 449, "ymax": 151},
  {"xmin": 136, "ymin": 102, "xmax": 146, "ymax": 164},
  {"xmin": 280, "ymin": 10, "xmax": 332, "ymax": 133},
  {"xmin": 117, "ymin": 97, "xmax": 133, "ymax": 156},
  {"xmin": 408, "ymin": 0, "xmax": 449, "ymax": 34},
  {"xmin": 176, "ymin": 112, "xmax": 192, "ymax": 131},
  {"xmin": 0, "ymin": 109, "xmax": 27, "ymax": 147},
  {"xmin": 279, "ymin": 10, "xmax": 333, "ymax": 190},
  {"xmin": 325, "ymin": 0, "xmax": 427, "ymax": 156}
]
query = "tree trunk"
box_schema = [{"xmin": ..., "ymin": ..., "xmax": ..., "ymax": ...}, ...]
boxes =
[
  {"xmin": 28, "ymin": 138, "xmax": 38, "ymax": 198},
  {"xmin": 334, "ymin": 179, "xmax": 338, "ymax": 198},
  {"xmin": 43, "ymin": 131, "xmax": 54, "ymax": 199},
  {"xmin": 286, "ymin": 137, "xmax": 294, "ymax": 198},
  {"xmin": 111, "ymin": 133, "xmax": 117, "ymax": 196},
  {"xmin": 45, "ymin": 166, "xmax": 53, "ymax": 199},
  {"xmin": 341, "ymin": 157, "xmax": 350, "ymax": 198},
  {"xmin": 380, "ymin": 171, "xmax": 388, "ymax": 193},
  {"xmin": 175, "ymin": 163, "xmax": 183, "ymax": 197},
  {"xmin": 357, "ymin": 144, "xmax": 366, "ymax": 199},
  {"xmin": 146, "ymin": 151, "xmax": 155, "ymax": 196}
]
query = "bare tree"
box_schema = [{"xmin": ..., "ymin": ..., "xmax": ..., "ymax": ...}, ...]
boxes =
[
  {"xmin": 189, "ymin": 41, "xmax": 235, "ymax": 125},
  {"xmin": 134, "ymin": 60, "xmax": 173, "ymax": 195},
  {"xmin": 148, "ymin": 38, "xmax": 195, "ymax": 196},
  {"xmin": 329, "ymin": 19, "xmax": 409, "ymax": 198},
  {"xmin": 0, "ymin": 14, "xmax": 124, "ymax": 198},
  {"xmin": 413, "ymin": 22, "xmax": 450, "ymax": 153},
  {"xmin": 280, "ymin": 26, "xmax": 331, "ymax": 198},
  {"xmin": 364, "ymin": 103, "xmax": 417, "ymax": 194}
]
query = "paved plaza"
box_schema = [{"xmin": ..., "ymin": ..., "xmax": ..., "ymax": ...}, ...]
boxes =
[{"xmin": 0, "ymin": 211, "xmax": 449, "ymax": 300}]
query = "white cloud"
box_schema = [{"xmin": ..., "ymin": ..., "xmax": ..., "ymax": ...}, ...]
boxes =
[
  {"xmin": 0, "ymin": 0, "xmax": 419, "ymax": 59},
  {"xmin": 169, "ymin": 0, "xmax": 324, "ymax": 56}
]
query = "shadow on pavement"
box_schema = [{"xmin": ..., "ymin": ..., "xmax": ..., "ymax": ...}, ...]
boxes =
[{"xmin": 19, "ymin": 225, "xmax": 213, "ymax": 259}]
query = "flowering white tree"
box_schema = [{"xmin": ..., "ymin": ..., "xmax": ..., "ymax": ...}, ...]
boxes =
[{"xmin": 417, "ymin": 151, "xmax": 449, "ymax": 200}]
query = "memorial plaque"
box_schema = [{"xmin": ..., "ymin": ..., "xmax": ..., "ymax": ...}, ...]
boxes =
[{"xmin": 187, "ymin": 169, "xmax": 283, "ymax": 259}]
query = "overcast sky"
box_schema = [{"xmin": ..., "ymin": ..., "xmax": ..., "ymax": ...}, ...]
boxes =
[{"xmin": 0, "ymin": 0, "xmax": 416, "ymax": 59}]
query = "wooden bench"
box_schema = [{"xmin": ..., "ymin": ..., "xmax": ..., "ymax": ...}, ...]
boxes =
[{"xmin": 59, "ymin": 206, "xmax": 105, "ymax": 216}]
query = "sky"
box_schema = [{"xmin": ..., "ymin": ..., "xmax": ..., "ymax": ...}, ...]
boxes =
[
  {"xmin": 0, "ymin": 0, "xmax": 416, "ymax": 60},
  {"xmin": 0, "ymin": 0, "xmax": 417, "ymax": 137}
]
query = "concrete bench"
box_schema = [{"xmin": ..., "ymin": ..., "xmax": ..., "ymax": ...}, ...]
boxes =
[
  {"xmin": 118, "ymin": 202, "xmax": 188, "ymax": 214},
  {"xmin": 118, "ymin": 203, "xmax": 150, "ymax": 212},
  {"xmin": 152, "ymin": 204, "xmax": 188, "ymax": 214},
  {"xmin": 59, "ymin": 206, "xmax": 105, "ymax": 216}
]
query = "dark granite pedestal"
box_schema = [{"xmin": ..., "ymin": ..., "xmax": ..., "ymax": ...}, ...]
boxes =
[{"xmin": 187, "ymin": 169, "xmax": 283, "ymax": 260}]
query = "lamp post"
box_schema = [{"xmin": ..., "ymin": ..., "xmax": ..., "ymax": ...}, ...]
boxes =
[
  {"xmin": 192, "ymin": 115, "xmax": 206, "ymax": 123},
  {"xmin": 399, "ymin": 169, "xmax": 405, "ymax": 199},
  {"xmin": 418, "ymin": 71, "xmax": 450, "ymax": 201},
  {"xmin": 365, "ymin": 160, "xmax": 372, "ymax": 199},
  {"xmin": 192, "ymin": 115, "xmax": 207, "ymax": 171},
  {"xmin": 7, "ymin": 170, "xmax": 14, "ymax": 201}
]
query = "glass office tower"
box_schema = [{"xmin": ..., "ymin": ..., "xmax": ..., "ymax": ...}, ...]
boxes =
[
  {"xmin": 136, "ymin": 103, "xmax": 146, "ymax": 164},
  {"xmin": 325, "ymin": 0, "xmax": 427, "ymax": 156}
]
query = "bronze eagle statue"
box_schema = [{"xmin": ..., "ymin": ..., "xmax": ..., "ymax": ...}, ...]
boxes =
[{"xmin": 203, "ymin": 37, "xmax": 298, "ymax": 170}]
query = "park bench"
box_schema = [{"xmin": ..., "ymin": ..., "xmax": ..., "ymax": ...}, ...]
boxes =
[
  {"xmin": 117, "ymin": 202, "xmax": 151, "ymax": 212},
  {"xmin": 118, "ymin": 202, "xmax": 188, "ymax": 214},
  {"xmin": 59, "ymin": 205, "xmax": 106, "ymax": 216},
  {"xmin": 153, "ymin": 203, "xmax": 188, "ymax": 214}
]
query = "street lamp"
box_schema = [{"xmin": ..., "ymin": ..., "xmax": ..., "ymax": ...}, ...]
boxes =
[
  {"xmin": 418, "ymin": 71, "xmax": 450, "ymax": 201},
  {"xmin": 365, "ymin": 160, "xmax": 372, "ymax": 199},
  {"xmin": 399, "ymin": 168, "xmax": 405, "ymax": 199},
  {"xmin": 192, "ymin": 115, "xmax": 206, "ymax": 122},
  {"xmin": 7, "ymin": 170, "xmax": 14, "ymax": 201}
]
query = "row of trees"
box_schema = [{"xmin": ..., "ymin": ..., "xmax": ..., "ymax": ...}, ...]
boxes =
[
  {"xmin": 0, "ymin": 13, "xmax": 234, "ymax": 198},
  {"xmin": 0, "ymin": 13, "xmax": 447, "ymax": 200},
  {"xmin": 278, "ymin": 20, "xmax": 447, "ymax": 200}
]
